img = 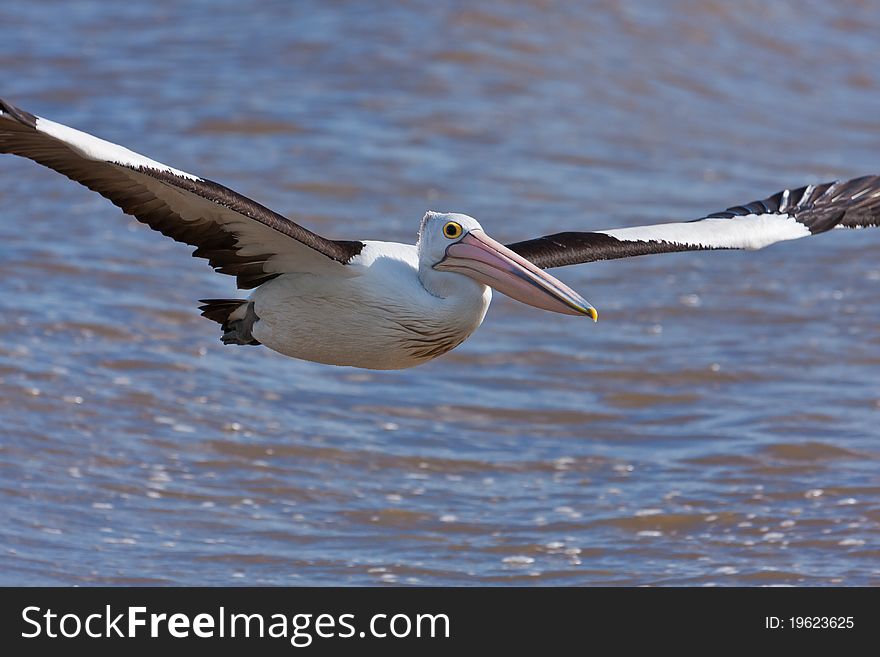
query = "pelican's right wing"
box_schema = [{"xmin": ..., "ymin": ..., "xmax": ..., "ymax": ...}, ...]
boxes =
[
  {"xmin": 507, "ymin": 176, "xmax": 880, "ymax": 269},
  {"xmin": 0, "ymin": 98, "xmax": 364, "ymax": 288}
]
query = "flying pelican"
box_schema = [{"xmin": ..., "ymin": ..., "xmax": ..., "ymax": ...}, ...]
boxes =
[{"xmin": 2, "ymin": 98, "xmax": 879, "ymax": 370}]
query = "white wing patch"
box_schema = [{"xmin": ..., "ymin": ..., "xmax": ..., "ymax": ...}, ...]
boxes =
[
  {"xmin": 35, "ymin": 117, "xmax": 200, "ymax": 180},
  {"xmin": 599, "ymin": 213, "xmax": 811, "ymax": 251}
]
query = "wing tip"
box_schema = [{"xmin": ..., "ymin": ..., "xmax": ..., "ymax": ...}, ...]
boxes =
[{"xmin": 0, "ymin": 97, "xmax": 37, "ymax": 129}]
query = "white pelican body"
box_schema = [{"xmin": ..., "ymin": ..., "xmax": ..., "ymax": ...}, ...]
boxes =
[
  {"xmin": 252, "ymin": 239, "xmax": 491, "ymax": 369},
  {"xmin": 2, "ymin": 97, "xmax": 879, "ymax": 370}
]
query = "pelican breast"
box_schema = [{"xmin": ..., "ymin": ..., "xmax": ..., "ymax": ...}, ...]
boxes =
[{"xmin": 250, "ymin": 242, "xmax": 492, "ymax": 369}]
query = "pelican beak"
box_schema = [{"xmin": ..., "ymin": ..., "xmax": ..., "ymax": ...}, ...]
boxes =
[{"xmin": 435, "ymin": 230, "xmax": 598, "ymax": 319}]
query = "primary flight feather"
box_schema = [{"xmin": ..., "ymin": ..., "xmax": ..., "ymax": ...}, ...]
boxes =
[{"xmin": 2, "ymin": 98, "xmax": 878, "ymax": 369}]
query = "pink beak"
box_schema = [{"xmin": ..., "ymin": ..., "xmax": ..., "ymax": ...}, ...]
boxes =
[{"xmin": 435, "ymin": 230, "xmax": 598, "ymax": 319}]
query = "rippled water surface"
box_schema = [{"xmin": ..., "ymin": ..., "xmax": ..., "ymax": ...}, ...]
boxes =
[{"xmin": 1, "ymin": 1, "xmax": 879, "ymax": 585}]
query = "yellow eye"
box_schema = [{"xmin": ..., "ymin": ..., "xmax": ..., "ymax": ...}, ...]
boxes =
[{"xmin": 443, "ymin": 221, "xmax": 463, "ymax": 239}]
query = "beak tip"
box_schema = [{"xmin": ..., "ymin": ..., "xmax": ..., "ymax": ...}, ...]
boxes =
[{"xmin": 587, "ymin": 307, "xmax": 598, "ymax": 322}]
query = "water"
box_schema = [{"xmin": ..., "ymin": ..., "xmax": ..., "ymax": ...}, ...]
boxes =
[{"xmin": 1, "ymin": 0, "xmax": 879, "ymax": 585}]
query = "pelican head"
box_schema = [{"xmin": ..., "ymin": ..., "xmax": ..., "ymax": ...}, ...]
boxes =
[{"xmin": 418, "ymin": 212, "xmax": 597, "ymax": 319}]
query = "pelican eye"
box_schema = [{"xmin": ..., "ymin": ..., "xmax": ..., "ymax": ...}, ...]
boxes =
[{"xmin": 443, "ymin": 221, "xmax": 463, "ymax": 239}]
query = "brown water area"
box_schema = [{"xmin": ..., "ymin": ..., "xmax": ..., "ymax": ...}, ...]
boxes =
[{"xmin": 1, "ymin": 1, "xmax": 878, "ymax": 585}]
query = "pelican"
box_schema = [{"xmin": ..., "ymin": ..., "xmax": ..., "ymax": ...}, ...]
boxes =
[{"xmin": 2, "ymin": 98, "xmax": 879, "ymax": 370}]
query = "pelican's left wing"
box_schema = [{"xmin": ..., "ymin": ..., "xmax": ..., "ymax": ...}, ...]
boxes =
[
  {"xmin": 507, "ymin": 176, "xmax": 880, "ymax": 269},
  {"xmin": 0, "ymin": 98, "xmax": 364, "ymax": 288}
]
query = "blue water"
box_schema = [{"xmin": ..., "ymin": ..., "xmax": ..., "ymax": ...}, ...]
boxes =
[{"xmin": 1, "ymin": 0, "xmax": 879, "ymax": 585}]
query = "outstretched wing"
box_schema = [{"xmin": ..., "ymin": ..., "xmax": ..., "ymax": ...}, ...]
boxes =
[
  {"xmin": 0, "ymin": 98, "xmax": 364, "ymax": 288},
  {"xmin": 507, "ymin": 176, "xmax": 880, "ymax": 269}
]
